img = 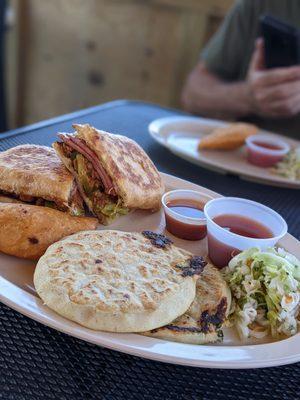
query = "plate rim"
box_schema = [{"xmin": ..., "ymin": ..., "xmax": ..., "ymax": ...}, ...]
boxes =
[{"xmin": 1, "ymin": 172, "xmax": 300, "ymax": 369}]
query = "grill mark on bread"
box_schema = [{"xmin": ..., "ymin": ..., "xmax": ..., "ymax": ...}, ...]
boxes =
[
  {"xmin": 104, "ymin": 137, "xmax": 160, "ymax": 189},
  {"xmin": 0, "ymin": 145, "xmax": 69, "ymax": 179}
]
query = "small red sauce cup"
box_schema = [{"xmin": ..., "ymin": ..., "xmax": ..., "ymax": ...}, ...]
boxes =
[
  {"xmin": 246, "ymin": 135, "xmax": 290, "ymax": 167},
  {"xmin": 204, "ymin": 197, "xmax": 288, "ymax": 268},
  {"xmin": 161, "ymin": 189, "xmax": 213, "ymax": 241}
]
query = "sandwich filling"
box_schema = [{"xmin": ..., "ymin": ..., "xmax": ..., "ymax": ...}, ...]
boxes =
[
  {"xmin": 56, "ymin": 134, "xmax": 129, "ymax": 223},
  {"xmin": 0, "ymin": 185, "xmax": 84, "ymax": 216}
]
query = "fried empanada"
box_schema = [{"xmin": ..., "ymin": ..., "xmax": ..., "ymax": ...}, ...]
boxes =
[
  {"xmin": 0, "ymin": 203, "xmax": 98, "ymax": 260},
  {"xmin": 198, "ymin": 123, "xmax": 258, "ymax": 151}
]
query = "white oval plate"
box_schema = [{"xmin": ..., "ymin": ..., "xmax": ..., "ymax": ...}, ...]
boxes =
[
  {"xmin": 0, "ymin": 173, "xmax": 300, "ymax": 369},
  {"xmin": 149, "ymin": 116, "xmax": 300, "ymax": 189}
]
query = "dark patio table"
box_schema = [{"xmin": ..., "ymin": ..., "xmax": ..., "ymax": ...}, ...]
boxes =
[{"xmin": 0, "ymin": 100, "xmax": 299, "ymax": 400}]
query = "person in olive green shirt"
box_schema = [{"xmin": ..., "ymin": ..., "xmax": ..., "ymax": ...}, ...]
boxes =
[{"xmin": 181, "ymin": 0, "xmax": 300, "ymax": 138}]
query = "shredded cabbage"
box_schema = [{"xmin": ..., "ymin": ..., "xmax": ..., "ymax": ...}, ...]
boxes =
[
  {"xmin": 99, "ymin": 199, "xmax": 129, "ymax": 223},
  {"xmin": 224, "ymin": 247, "xmax": 300, "ymax": 339},
  {"xmin": 272, "ymin": 148, "xmax": 300, "ymax": 181}
]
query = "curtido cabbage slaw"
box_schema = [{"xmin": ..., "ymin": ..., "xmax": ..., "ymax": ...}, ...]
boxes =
[
  {"xmin": 273, "ymin": 147, "xmax": 300, "ymax": 181},
  {"xmin": 224, "ymin": 247, "xmax": 300, "ymax": 339}
]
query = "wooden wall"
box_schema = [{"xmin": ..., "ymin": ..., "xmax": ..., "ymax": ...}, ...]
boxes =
[{"xmin": 6, "ymin": 0, "xmax": 234, "ymax": 126}]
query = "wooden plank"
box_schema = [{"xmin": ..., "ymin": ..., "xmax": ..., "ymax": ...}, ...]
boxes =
[
  {"xmin": 15, "ymin": 0, "xmax": 234, "ymax": 125},
  {"xmin": 158, "ymin": 0, "xmax": 233, "ymax": 12},
  {"xmin": 120, "ymin": 0, "xmax": 233, "ymax": 12},
  {"xmin": 15, "ymin": 0, "xmax": 29, "ymax": 127},
  {"xmin": 19, "ymin": 0, "xmax": 150, "ymax": 123},
  {"xmin": 3, "ymin": 0, "xmax": 21, "ymax": 129}
]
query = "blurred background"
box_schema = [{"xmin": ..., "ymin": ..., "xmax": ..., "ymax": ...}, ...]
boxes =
[{"xmin": 1, "ymin": 0, "xmax": 234, "ymax": 130}]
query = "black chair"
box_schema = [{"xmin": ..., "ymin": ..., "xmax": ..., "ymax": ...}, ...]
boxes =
[{"xmin": 0, "ymin": 0, "xmax": 7, "ymax": 132}]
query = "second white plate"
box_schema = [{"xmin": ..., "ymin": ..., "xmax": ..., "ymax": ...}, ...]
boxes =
[{"xmin": 149, "ymin": 116, "xmax": 300, "ymax": 189}]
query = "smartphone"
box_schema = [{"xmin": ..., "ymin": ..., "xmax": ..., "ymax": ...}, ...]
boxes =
[{"xmin": 260, "ymin": 15, "xmax": 300, "ymax": 69}]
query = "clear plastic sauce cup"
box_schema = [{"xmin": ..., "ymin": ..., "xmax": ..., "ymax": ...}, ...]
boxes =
[
  {"xmin": 246, "ymin": 135, "xmax": 290, "ymax": 167},
  {"xmin": 162, "ymin": 189, "xmax": 214, "ymax": 240},
  {"xmin": 204, "ymin": 197, "xmax": 288, "ymax": 268}
]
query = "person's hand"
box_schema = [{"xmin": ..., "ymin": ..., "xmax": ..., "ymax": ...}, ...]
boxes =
[{"xmin": 247, "ymin": 38, "xmax": 300, "ymax": 118}]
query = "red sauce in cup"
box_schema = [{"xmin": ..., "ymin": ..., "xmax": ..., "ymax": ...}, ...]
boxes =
[
  {"xmin": 246, "ymin": 136, "xmax": 290, "ymax": 167},
  {"xmin": 165, "ymin": 199, "xmax": 207, "ymax": 240},
  {"xmin": 208, "ymin": 214, "xmax": 273, "ymax": 267},
  {"xmin": 247, "ymin": 147, "xmax": 284, "ymax": 167},
  {"xmin": 167, "ymin": 201, "xmax": 205, "ymax": 219},
  {"xmin": 251, "ymin": 141, "xmax": 283, "ymax": 150}
]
